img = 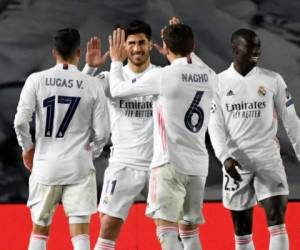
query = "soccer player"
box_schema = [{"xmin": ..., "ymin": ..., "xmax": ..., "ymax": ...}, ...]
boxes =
[
  {"xmin": 83, "ymin": 21, "xmax": 156, "ymax": 250},
  {"xmin": 208, "ymin": 28, "xmax": 300, "ymax": 250},
  {"xmin": 14, "ymin": 28, "xmax": 110, "ymax": 250},
  {"xmin": 108, "ymin": 24, "xmax": 217, "ymax": 250}
]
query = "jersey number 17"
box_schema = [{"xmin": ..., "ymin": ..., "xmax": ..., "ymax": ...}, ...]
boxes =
[{"xmin": 43, "ymin": 95, "xmax": 81, "ymax": 138}]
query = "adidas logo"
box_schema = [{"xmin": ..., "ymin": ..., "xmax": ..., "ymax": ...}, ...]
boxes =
[
  {"xmin": 226, "ymin": 90, "xmax": 234, "ymax": 96},
  {"xmin": 277, "ymin": 182, "xmax": 284, "ymax": 188}
]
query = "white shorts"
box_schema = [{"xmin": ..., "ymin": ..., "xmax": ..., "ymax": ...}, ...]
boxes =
[
  {"xmin": 223, "ymin": 157, "xmax": 289, "ymax": 211},
  {"xmin": 98, "ymin": 163, "xmax": 149, "ymax": 220},
  {"xmin": 146, "ymin": 163, "xmax": 206, "ymax": 225},
  {"xmin": 27, "ymin": 170, "xmax": 97, "ymax": 227}
]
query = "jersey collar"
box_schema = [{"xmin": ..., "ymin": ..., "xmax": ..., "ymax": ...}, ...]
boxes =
[
  {"xmin": 171, "ymin": 57, "xmax": 189, "ymax": 66},
  {"xmin": 229, "ymin": 63, "xmax": 258, "ymax": 78},
  {"xmin": 124, "ymin": 63, "xmax": 155, "ymax": 78},
  {"xmin": 54, "ymin": 63, "xmax": 78, "ymax": 71}
]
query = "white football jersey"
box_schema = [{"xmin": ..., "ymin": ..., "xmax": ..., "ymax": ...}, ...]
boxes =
[
  {"xmin": 14, "ymin": 64, "xmax": 110, "ymax": 185},
  {"xmin": 83, "ymin": 64, "xmax": 155, "ymax": 169},
  {"xmin": 209, "ymin": 64, "xmax": 300, "ymax": 165},
  {"xmin": 110, "ymin": 57, "xmax": 216, "ymax": 176}
]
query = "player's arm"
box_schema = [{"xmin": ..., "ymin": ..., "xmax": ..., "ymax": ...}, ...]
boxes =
[
  {"xmin": 208, "ymin": 81, "xmax": 242, "ymax": 180},
  {"xmin": 91, "ymin": 82, "xmax": 110, "ymax": 159},
  {"xmin": 82, "ymin": 36, "xmax": 111, "ymax": 95},
  {"xmin": 83, "ymin": 36, "xmax": 109, "ymax": 73},
  {"xmin": 14, "ymin": 74, "xmax": 37, "ymax": 171},
  {"xmin": 274, "ymin": 74, "xmax": 300, "ymax": 162},
  {"xmin": 109, "ymin": 28, "xmax": 162, "ymax": 98}
]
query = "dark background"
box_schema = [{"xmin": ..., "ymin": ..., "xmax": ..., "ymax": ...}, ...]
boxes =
[{"xmin": 0, "ymin": 0, "xmax": 300, "ymax": 202}]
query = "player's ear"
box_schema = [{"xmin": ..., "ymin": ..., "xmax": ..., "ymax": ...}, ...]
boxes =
[
  {"xmin": 149, "ymin": 40, "xmax": 153, "ymax": 51},
  {"xmin": 163, "ymin": 41, "xmax": 168, "ymax": 54},
  {"xmin": 76, "ymin": 48, "xmax": 80, "ymax": 58},
  {"xmin": 52, "ymin": 49, "xmax": 57, "ymax": 60}
]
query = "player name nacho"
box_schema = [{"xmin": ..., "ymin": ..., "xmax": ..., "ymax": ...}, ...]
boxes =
[
  {"xmin": 182, "ymin": 73, "xmax": 208, "ymax": 83},
  {"xmin": 45, "ymin": 77, "xmax": 84, "ymax": 89}
]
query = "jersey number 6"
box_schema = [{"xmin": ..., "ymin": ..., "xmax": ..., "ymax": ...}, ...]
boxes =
[
  {"xmin": 184, "ymin": 91, "xmax": 204, "ymax": 133},
  {"xmin": 43, "ymin": 95, "xmax": 81, "ymax": 138}
]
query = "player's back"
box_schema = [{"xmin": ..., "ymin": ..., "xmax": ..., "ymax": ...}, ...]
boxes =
[
  {"xmin": 151, "ymin": 57, "xmax": 215, "ymax": 176},
  {"xmin": 31, "ymin": 64, "xmax": 105, "ymax": 184}
]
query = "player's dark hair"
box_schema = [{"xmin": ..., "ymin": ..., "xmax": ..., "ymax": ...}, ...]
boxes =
[
  {"xmin": 162, "ymin": 24, "xmax": 194, "ymax": 57},
  {"xmin": 54, "ymin": 28, "xmax": 80, "ymax": 60},
  {"xmin": 123, "ymin": 20, "xmax": 152, "ymax": 41},
  {"xmin": 231, "ymin": 28, "xmax": 257, "ymax": 45}
]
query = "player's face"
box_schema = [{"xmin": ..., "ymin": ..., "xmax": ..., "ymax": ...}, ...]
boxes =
[
  {"xmin": 125, "ymin": 33, "xmax": 152, "ymax": 66},
  {"xmin": 234, "ymin": 34, "xmax": 261, "ymax": 70}
]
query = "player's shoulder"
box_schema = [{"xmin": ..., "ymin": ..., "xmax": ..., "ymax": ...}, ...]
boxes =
[
  {"xmin": 25, "ymin": 67, "xmax": 55, "ymax": 83},
  {"xmin": 149, "ymin": 63, "xmax": 160, "ymax": 69},
  {"xmin": 95, "ymin": 71, "xmax": 110, "ymax": 81},
  {"xmin": 257, "ymin": 67, "xmax": 281, "ymax": 80},
  {"xmin": 217, "ymin": 66, "xmax": 231, "ymax": 78}
]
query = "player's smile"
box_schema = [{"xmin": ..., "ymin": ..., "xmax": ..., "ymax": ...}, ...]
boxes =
[{"xmin": 125, "ymin": 33, "xmax": 151, "ymax": 66}]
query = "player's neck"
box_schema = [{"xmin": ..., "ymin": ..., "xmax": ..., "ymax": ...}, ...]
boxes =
[
  {"xmin": 128, "ymin": 59, "xmax": 150, "ymax": 73},
  {"xmin": 167, "ymin": 53, "xmax": 184, "ymax": 63},
  {"xmin": 233, "ymin": 63, "xmax": 254, "ymax": 76},
  {"xmin": 56, "ymin": 56, "xmax": 79, "ymax": 67}
]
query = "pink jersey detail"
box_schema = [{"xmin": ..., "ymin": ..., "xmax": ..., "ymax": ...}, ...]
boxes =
[{"xmin": 157, "ymin": 105, "xmax": 167, "ymax": 152}]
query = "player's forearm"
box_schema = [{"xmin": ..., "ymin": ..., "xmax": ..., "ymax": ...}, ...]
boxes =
[
  {"xmin": 92, "ymin": 132, "xmax": 110, "ymax": 159},
  {"xmin": 283, "ymin": 111, "xmax": 300, "ymax": 162},
  {"xmin": 82, "ymin": 64, "xmax": 98, "ymax": 76},
  {"xmin": 14, "ymin": 112, "xmax": 34, "ymax": 151},
  {"xmin": 109, "ymin": 61, "xmax": 137, "ymax": 98},
  {"xmin": 208, "ymin": 123, "xmax": 231, "ymax": 164}
]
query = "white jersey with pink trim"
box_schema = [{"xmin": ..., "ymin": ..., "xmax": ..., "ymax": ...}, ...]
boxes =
[
  {"xmin": 209, "ymin": 64, "xmax": 300, "ymax": 165},
  {"xmin": 83, "ymin": 64, "xmax": 156, "ymax": 169},
  {"xmin": 14, "ymin": 64, "xmax": 110, "ymax": 185},
  {"xmin": 109, "ymin": 57, "xmax": 216, "ymax": 176}
]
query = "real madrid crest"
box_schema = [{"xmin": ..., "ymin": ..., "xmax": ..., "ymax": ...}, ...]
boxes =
[
  {"xmin": 210, "ymin": 103, "xmax": 216, "ymax": 113},
  {"xmin": 257, "ymin": 86, "xmax": 266, "ymax": 97}
]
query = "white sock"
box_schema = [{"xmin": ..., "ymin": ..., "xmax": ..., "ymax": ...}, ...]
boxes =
[
  {"xmin": 268, "ymin": 224, "xmax": 289, "ymax": 250},
  {"xmin": 157, "ymin": 226, "xmax": 183, "ymax": 250},
  {"xmin": 94, "ymin": 237, "xmax": 115, "ymax": 250},
  {"xmin": 71, "ymin": 234, "xmax": 90, "ymax": 250},
  {"xmin": 235, "ymin": 234, "xmax": 255, "ymax": 250},
  {"xmin": 28, "ymin": 233, "xmax": 48, "ymax": 250},
  {"xmin": 179, "ymin": 228, "xmax": 202, "ymax": 250}
]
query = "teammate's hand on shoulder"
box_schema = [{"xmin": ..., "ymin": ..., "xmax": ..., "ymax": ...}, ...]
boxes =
[
  {"xmin": 109, "ymin": 28, "xmax": 127, "ymax": 62},
  {"xmin": 22, "ymin": 147, "xmax": 35, "ymax": 172},
  {"xmin": 224, "ymin": 157, "xmax": 242, "ymax": 181},
  {"xmin": 86, "ymin": 36, "xmax": 109, "ymax": 67}
]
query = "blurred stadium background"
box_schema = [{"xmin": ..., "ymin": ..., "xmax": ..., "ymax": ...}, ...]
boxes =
[{"xmin": 0, "ymin": 0, "xmax": 299, "ymax": 249}]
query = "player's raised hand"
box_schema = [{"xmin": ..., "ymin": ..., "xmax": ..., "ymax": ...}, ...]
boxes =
[
  {"xmin": 153, "ymin": 42, "xmax": 167, "ymax": 57},
  {"xmin": 109, "ymin": 28, "xmax": 127, "ymax": 62},
  {"xmin": 86, "ymin": 36, "xmax": 109, "ymax": 67},
  {"xmin": 22, "ymin": 147, "xmax": 35, "ymax": 172},
  {"xmin": 169, "ymin": 16, "xmax": 181, "ymax": 25},
  {"xmin": 224, "ymin": 157, "xmax": 242, "ymax": 181},
  {"xmin": 154, "ymin": 17, "xmax": 182, "ymax": 57}
]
